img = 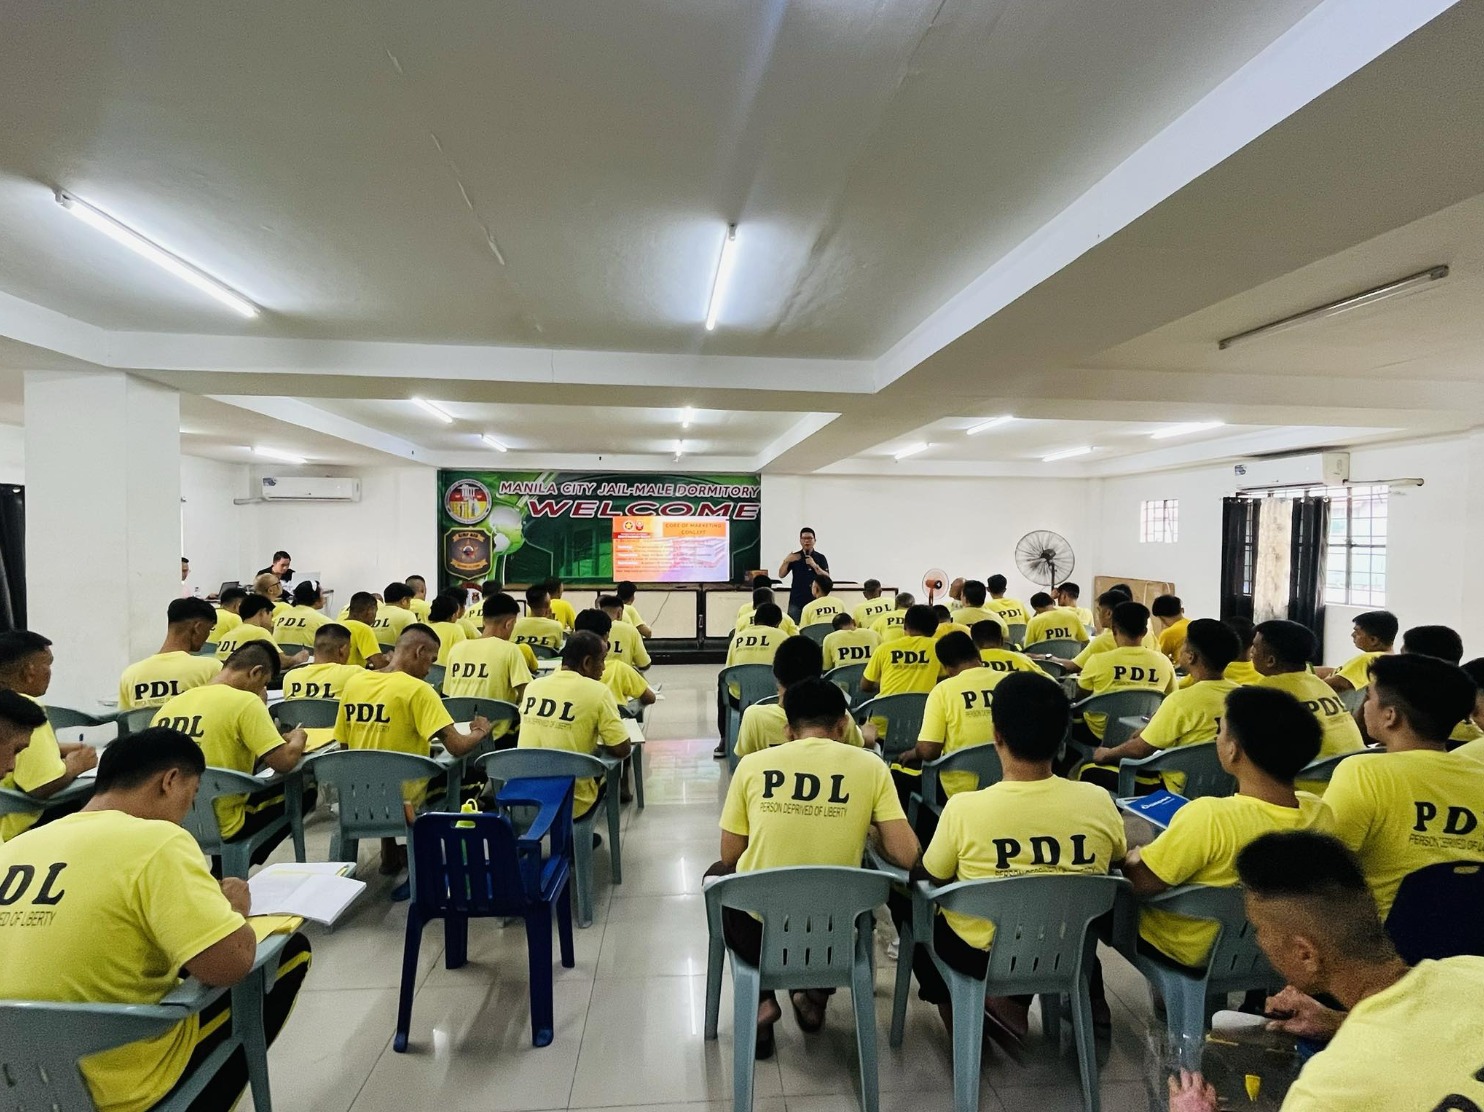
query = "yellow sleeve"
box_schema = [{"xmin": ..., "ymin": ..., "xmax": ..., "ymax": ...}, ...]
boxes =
[
  {"xmin": 595, "ymin": 690, "xmax": 630, "ymax": 749},
  {"xmin": 1072, "ymin": 642, "xmax": 1097, "ymax": 668},
  {"xmin": 615, "ymin": 662, "xmax": 648, "ymax": 701},
  {"xmin": 919, "ymin": 686, "xmax": 948, "ymax": 744},
  {"xmin": 863, "ymin": 644, "xmax": 886, "ymax": 684},
  {"xmin": 117, "ymin": 669, "xmax": 134, "ymax": 710},
  {"xmin": 1077, "ymin": 656, "xmax": 1105, "ymax": 693},
  {"xmin": 239, "ymin": 700, "xmax": 289, "ymax": 761},
  {"xmin": 352, "ymin": 623, "xmax": 380, "ymax": 662},
  {"xmin": 1321, "ymin": 757, "xmax": 1376, "ymax": 853},
  {"xmin": 720, "ymin": 766, "xmax": 750, "ymax": 837},
  {"xmin": 140, "ymin": 829, "xmax": 247, "ymax": 966},
  {"xmin": 1137, "ymin": 799, "xmax": 1219, "ymax": 885},
  {"xmin": 735, "ymin": 706, "xmax": 765, "ymax": 757},
  {"xmin": 871, "ymin": 761, "xmax": 907, "ymax": 824},
  {"xmin": 519, "ymin": 643, "xmax": 538, "ymax": 672},
  {"xmin": 921, "ymin": 794, "xmax": 963, "ymax": 879},
  {"xmin": 508, "ymin": 650, "xmax": 534, "ymax": 691},
  {"xmin": 725, "ymin": 637, "xmax": 738, "ymax": 668},
  {"xmin": 631, "ymin": 632, "xmax": 651, "ymax": 670},
  {"xmin": 9, "ymin": 725, "xmax": 65, "ymax": 792},
  {"xmin": 1335, "ymin": 653, "xmax": 1376, "ymax": 690},
  {"xmin": 411, "ymin": 681, "xmax": 455, "ymax": 741},
  {"xmin": 1140, "ymin": 695, "xmax": 1186, "ymax": 750}
]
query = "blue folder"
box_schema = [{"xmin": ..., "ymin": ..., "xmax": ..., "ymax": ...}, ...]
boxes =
[{"xmin": 1116, "ymin": 789, "xmax": 1191, "ymax": 831}]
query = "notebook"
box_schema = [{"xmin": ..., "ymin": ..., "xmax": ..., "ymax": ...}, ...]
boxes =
[
  {"xmin": 247, "ymin": 863, "xmax": 365, "ymax": 925},
  {"xmin": 1116, "ymin": 789, "xmax": 1191, "ymax": 831}
]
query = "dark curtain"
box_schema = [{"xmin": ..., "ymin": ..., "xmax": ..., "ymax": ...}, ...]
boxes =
[
  {"xmin": 1288, "ymin": 495, "xmax": 1330, "ymax": 660},
  {"xmin": 0, "ymin": 485, "xmax": 24, "ymax": 630},
  {"xmin": 1219, "ymin": 497, "xmax": 1258, "ymax": 622}
]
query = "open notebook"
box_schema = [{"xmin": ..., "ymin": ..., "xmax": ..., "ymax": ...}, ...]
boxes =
[{"xmin": 248, "ymin": 862, "xmax": 365, "ymax": 925}]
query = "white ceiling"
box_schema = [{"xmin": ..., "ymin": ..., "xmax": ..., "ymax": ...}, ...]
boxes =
[{"xmin": 0, "ymin": 0, "xmax": 1479, "ymax": 479}]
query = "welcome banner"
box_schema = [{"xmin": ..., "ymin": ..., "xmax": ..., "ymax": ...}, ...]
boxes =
[{"xmin": 436, "ymin": 470, "xmax": 762, "ymax": 589}]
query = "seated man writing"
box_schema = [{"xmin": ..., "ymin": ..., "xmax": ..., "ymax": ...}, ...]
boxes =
[
  {"xmin": 734, "ymin": 635, "xmax": 872, "ymax": 757},
  {"xmin": 0, "ymin": 727, "xmax": 312, "ymax": 1112},
  {"xmin": 714, "ymin": 677, "xmax": 918, "ymax": 1058}
]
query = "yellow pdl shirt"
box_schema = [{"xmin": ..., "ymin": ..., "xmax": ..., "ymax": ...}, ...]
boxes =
[
  {"xmin": 852, "ymin": 597, "xmax": 896, "ymax": 627},
  {"xmin": 1138, "ymin": 793, "xmax": 1333, "ymax": 967},
  {"xmin": 153, "ymin": 685, "xmax": 285, "ymax": 838},
  {"xmin": 518, "ymin": 669, "xmax": 628, "ymax": 816},
  {"xmin": 977, "ymin": 648, "xmax": 1048, "ymax": 677},
  {"xmin": 919, "ymin": 666, "xmax": 1007, "ymax": 796},
  {"xmin": 726, "ymin": 626, "xmax": 787, "ymax": 669},
  {"xmin": 458, "ymin": 616, "xmax": 482, "ymax": 639},
  {"xmin": 341, "ymin": 619, "xmax": 383, "ymax": 667},
  {"xmin": 1076, "ymin": 646, "xmax": 1174, "ymax": 739},
  {"xmin": 607, "ymin": 619, "xmax": 651, "ymax": 669},
  {"xmin": 800, "ymin": 595, "xmax": 849, "ymax": 627},
  {"xmin": 1335, "ymin": 649, "xmax": 1385, "ymax": 690},
  {"xmin": 721, "ymin": 736, "xmax": 904, "ymax": 873},
  {"xmin": 338, "ymin": 669, "xmax": 453, "ymax": 761},
  {"xmin": 1156, "ymin": 617, "xmax": 1190, "ymax": 661},
  {"xmin": 734, "ymin": 702, "xmax": 867, "ymax": 757},
  {"xmin": 602, "ymin": 659, "xmax": 650, "ymax": 705},
  {"xmin": 1455, "ymin": 736, "xmax": 1484, "ymax": 764},
  {"xmin": 281, "ymin": 662, "xmax": 361, "ymax": 749},
  {"xmin": 550, "ymin": 597, "xmax": 577, "ymax": 631},
  {"xmin": 863, "ymin": 635, "xmax": 940, "ymax": 696},
  {"xmin": 429, "ymin": 621, "xmax": 468, "ymax": 665},
  {"xmin": 1024, "ymin": 610, "xmax": 1088, "ymax": 645},
  {"xmin": 271, "ymin": 600, "xmax": 292, "ymax": 619},
  {"xmin": 512, "ymin": 615, "xmax": 564, "ymax": 652},
  {"xmin": 1450, "ymin": 719, "xmax": 1483, "ymax": 745},
  {"xmin": 408, "ymin": 597, "xmax": 432, "ymax": 621},
  {"xmin": 1061, "ymin": 605, "xmax": 1096, "ymax": 630},
  {"xmin": 1138, "ymin": 679, "xmax": 1237, "ymax": 792},
  {"xmin": 213, "ymin": 622, "xmax": 276, "ymax": 662},
  {"xmin": 870, "ymin": 609, "xmax": 908, "ymax": 643},
  {"xmin": 934, "ymin": 622, "xmax": 972, "ymax": 641},
  {"xmin": 444, "ymin": 636, "xmax": 535, "ymax": 703},
  {"xmin": 0, "ymin": 693, "xmax": 67, "ymax": 840},
  {"xmin": 955, "ymin": 607, "xmax": 1009, "ymax": 635},
  {"xmin": 735, "ymin": 608, "xmax": 799, "ymax": 637},
  {"xmin": 1073, "ymin": 628, "xmax": 1161, "ymax": 666},
  {"xmin": 987, "ymin": 597, "xmax": 1031, "ymax": 626},
  {"xmin": 1257, "ymin": 671, "xmax": 1363, "ymax": 791},
  {"xmin": 118, "ymin": 651, "xmax": 223, "ymax": 710},
  {"xmin": 1326, "ymin": 748, "xmax": 1484, "ymax": 917},
  {"xmin": 0, "ymin": 810, "xmax": 246, "ymax": 1112},
  {"xmin": 1223, "ymin": 659, "xmax": 1261, "ymax": 686},
  {"xmin": 1279, "ymin": 957, "xmax": 1484, "ymax": 1112},
  {"xmin": 273, "ymin": 604, "xmax": 328, "ymax": 649},
  {"xmin": 207, "ymin": 607, "xmax": 240, "ymax": 644},
  {"xmin": 822, "ymin": 628, "xmax": 880, "ymax": 671},
  {"xmin": 372, "ymin": 604, "xmax": 415, "ymax": 645},
  {"xmin": 623, "ymin": 604, "xmax": 646, "ymax": 630},
  {"xmin": 923, "ymin": 777, "xmax": 1126, "ymax": 949}
]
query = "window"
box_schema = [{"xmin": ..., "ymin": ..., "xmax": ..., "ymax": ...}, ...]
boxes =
[
  {"xmin": 1243, "ymin": 484, "xmax": 1388, "ymax": 605},
  {"xmin": 1140, "ymin": 499, "xmax": 1179, "ymax": 543}
]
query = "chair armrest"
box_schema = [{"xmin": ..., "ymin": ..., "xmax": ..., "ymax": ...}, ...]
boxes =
[
  {"xmin": 1140, "ymin": 883, "xmax": 1234, "ymax": 918},
  {"xmin": 158, "ymin": 978, "xmax": 230, "ymax": 1011},
  {"xmin": 864, "ymin": 842, "xmax": 909, "ymax": 884}
]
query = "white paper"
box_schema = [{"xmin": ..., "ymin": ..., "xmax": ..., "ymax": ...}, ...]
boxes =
[
  {"xmin": 257, "ymin": 862, "xmax": 357, "ymax": 876},
  {"xmin": 248, "ymin": 868, "xmax": 364, "ymax": 924},
  {"xmin": 624, "ymin": 719, "xmax": 645, "ymax": 745}
]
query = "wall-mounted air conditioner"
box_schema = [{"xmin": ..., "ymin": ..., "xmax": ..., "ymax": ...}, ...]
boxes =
[
  {"xmin": 1233, "ymin": 452, "xmax": 1349, "ymax": 490},
  {"xmin": 259, "ymin": 476, "xmax": 361, "ymax": 502}
]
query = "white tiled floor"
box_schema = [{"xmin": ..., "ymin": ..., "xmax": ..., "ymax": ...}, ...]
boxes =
[{"xmin": 249, "ymin": 665, "xmax": 1159, "ymax": 1112}]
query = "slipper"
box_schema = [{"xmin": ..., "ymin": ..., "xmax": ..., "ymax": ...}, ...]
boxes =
[
  {"xmin": 791, "ymin": 990, "xmax": 826, "ymax": 1033},
  {"xmin": 755, "ymin": 1020, "xmax": 776, "ymax": 1060}
]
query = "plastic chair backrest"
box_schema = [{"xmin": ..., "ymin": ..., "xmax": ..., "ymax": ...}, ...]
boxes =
[
  {"xmin": 442, "ymin": 697, "xmax": 520, "ymax": 727},
  {"xmin": 720, "ymin": 664, "xmax": 777, "ymax": 710},
  {"xmin": 377, "ymin": 642, "xmax": 397, "ymax": 655},
  {"xmin": 478, "ymin": 747, "xmax": 607, "ymax": 787},
  {"xmin": 1339, "ymin": 686, "xmax": 1366, "ymax": 713},
  {"xmin": 307, "ymin": 749, "xmax": 444, "ymax": 835},
  {"xmin": 1297, "ymin": 747, "xmax": 1381, "ymax": 785},
  {"xmin": 409, "ymin": 811, "xmax": 535, "ymax": 917},
  {"xmin": 923, "ymin": 742, "xmax": 1003, "ymax": 801},
  {"xmin": 43, "ymin": 706, "xmax": 111, "ymax": 730},
  {"xmin": 0, "ymin": 1000, "xmax": 188, "ymax": 1110},
  {"xmin": 800, "ymin": 624, "xmax": 830, "ymax": 645},
  {"xmin": 1145, "ymin": 884, "xmax": 1275, "ymax": 990},
  {"xmin": 709, "ymin": 866, "xmax": 890, "ymax": 990},
  {"xmin": 855, "ymin": 693, "xmax": 929, "ymax": 761},
  {"xmin": 1117, "ymin": 742, "xmax": 1235, "ymax": 800},
  {"xmin": 530, "ymin": 644, "xmax": 560, "ymax": 659},
  {"xmin": 1385, "ymin": 859, "xmax": 1484, "ymax": 963},
  {"xmin": 1006, "ymin": 624, "xmax": 1027, "ymax": 647},
  {"xmin": 117, "ymin": 706, "xmax": 159, "ymax": 736},
  {"xmin": 196, "ymin": 644, "xmax": 218, "ymax": 657},
  {"xmin": 933, "ymin": 874, "xmax": 1126, "ymax": 986},
  {"xmin": 179, "ymin": 766, "xmax": 269, "ymax": 853},
  {"xmin": 824, "ymin": 663, "xmax": 866, "ymax": 704},
  {"xmin": 270, "ymin": 698, "xmax": 340, "ymax": 729},
  {"xmin": 1075, "ymin": 689, "xmax": 1166, "ymax": 747},
  {"xmin": 425, "ymin": 664, "xmax": 446, "ymax": 690},
  {"xmin": 1022, "ymin": 639, "xmax": 1084, "ymax": 658}
]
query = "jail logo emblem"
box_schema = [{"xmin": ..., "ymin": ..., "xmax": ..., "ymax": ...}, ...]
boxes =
[
  {"xmin": 445, "ymin": 480, "xmax": 493, "ymax": 525},
  {"xmin": 446, "ymin": 529, "xmax": 492, "ymax": 576}
]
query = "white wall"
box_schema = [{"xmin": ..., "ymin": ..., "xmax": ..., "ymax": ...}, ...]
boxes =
[{"xmin": 761, "ymin": 474, "xmax": 1095, "ymax": 603}]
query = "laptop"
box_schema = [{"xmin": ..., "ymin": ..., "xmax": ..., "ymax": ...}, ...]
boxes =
[{"xmin": 217, "ymin": 580, "xmax": 240, "ymax": 598}]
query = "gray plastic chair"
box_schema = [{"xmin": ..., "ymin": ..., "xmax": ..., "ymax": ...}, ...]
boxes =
[
  {"xmin": 269, "ymin": 698, "xmax": 340, "ymax": 729},
  {"xmin": 1069, "ymin": 689, "xmax": 1166, "ymax": 756},
  {"xmin": 43, "ymin": 705, "xmax": 116, "ymax": 735},
  {"xmin": 377, "ymin": 642, "xmax": 397, "ymax": 656},
  {"xmin": 1006, "ymin": 623, "xmax": 1027, "ymax": 648},
  {"xmin": 926, "ymin": 874, "xmax": 1129, "ymax": 1112},
  {"xmin": 306, "ymin": 749, "xmax": 446, "ymax": 888},
  {"xmin": 703, "ymin": 867, "xmax": 890, "ymax": 1112},
  {"xmin": 1023, "ymin": 638, "xmax": 1085, "ymax": 658},
  {"xmin": 478, "ymin": 748, "xmax": 618, "ymax": 928},
  {"xmin": 1115, "ymin": 742, "xmax": 1235, "ymax": 800},
  {"xmin": 530, "ymin": 644, "xmax": 560, "ymax": 660},
  {"xmin": 824, "ymin": 662, "xmax": 867, "ymax": 706},
  {"xmin": 195, "ymin": 643, "xmax": 218, "ymax": 657},
  {"xmin": 180, "ymin": 766, "xmax": 306, "ymax": 879},
  {"xmin": 909, "ymin": 743, "xmax": 1004, "ymax": 829},
  {"xmin": 719, "ymin": 664, "xmax": 778, "ymax": 771},
  {"xmin": 425, "ymin": 663, "xmax": 446, "ymax": 691},
  {"xmin": 854, "ymin": 692, "xmax": 929, "ymax": 763},
  {"xmin": 117, "ymin": 706, "xmax": 161, "ymax": 736},
  {"xmin": 1120, "ymin": 884, "xmax": 1281, "ymax": 1055},
  {"xmin": 800, "ymin": 623, "xmax": 831, "ymax": 645},
  {"xmin": 1338, "ymin": 685, "xmax": 1366, "ymax": 712},
  {"xmin": 441, "ymin": 696, "xmax": 522, "ymax": 762},
  {"xmin": 1297, "ymin": 747, "xmax": 1382, "ymax": 786}
]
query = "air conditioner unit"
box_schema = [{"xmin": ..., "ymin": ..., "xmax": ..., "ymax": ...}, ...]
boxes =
[
  {"xmin": 1233, "ymin": 451, "xmax": 1349, "ymax": 490},
  {"xmin": 259, "ymin": 476, "xmax": 361, "ymax": 502}
]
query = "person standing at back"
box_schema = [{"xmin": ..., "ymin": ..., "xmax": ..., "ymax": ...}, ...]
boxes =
[
  {"xmin": 778, "ymin": 527, "xmax": 829, "ymax": 625},
  {"xmin": 119, "ymin": 598, "xmax": 223, "ymax": 710},
  {"xmin": 1252, "ymin": 619, "xmax": 1363, "ymax": 791}
]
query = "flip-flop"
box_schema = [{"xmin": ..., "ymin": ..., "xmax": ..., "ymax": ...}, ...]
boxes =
[{"xmin": 791, "ymin": 990, "xmax": 826, "ymax": 1033}]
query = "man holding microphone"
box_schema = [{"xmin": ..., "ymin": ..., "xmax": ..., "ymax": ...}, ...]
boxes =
[{"xmin": 778, "ymin": 527, "xmax": 830, "ymax": 625}]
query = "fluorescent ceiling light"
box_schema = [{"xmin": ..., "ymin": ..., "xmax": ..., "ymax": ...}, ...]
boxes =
[
  {"xmin": 704, "ymin": 224, "xmax": 738, "ymax": 331},
  {"xmin": 480, "ymin": 434, "xmax": 508, "ymax": 452},
  {"xmin": 893, "ymin": 442, "xmax": 930, "ymax": 461},
  {"xmin": 1151, "ymin": 420, "xmax": 1225, "ymax": 440},
  {"xmin": 252, "ymin": 446, "xmax": 307, "ymax": 464},
  {"xmin": 55, "ymin": 190, "xmax": 258, "ymax": 318},
  {"xmin": 1218, "ymin": 265, "xmax": 1448, "ymax": 350},
  {"xmin": 412, "ymin": 398, "xmax": 454, "ymax": 424},
  {"xmin": 681, "ymin": 406, "xmax": 694, "ymax": 428},
  {"xmin": 1042, "ymin": 446, "xmax": 1093, "ymax": 462},
  {"xmin": 673, "ymin": 438, "xmax": 684, "ymax": 462},
  {"xmin": 966, "ymin": 415, "xmax": 1014, "ymax": 435}
]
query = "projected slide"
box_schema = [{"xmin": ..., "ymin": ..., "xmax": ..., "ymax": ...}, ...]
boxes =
[{"xmin": 612, "ymin": 517, "xmax": 730, "ymax": 582}]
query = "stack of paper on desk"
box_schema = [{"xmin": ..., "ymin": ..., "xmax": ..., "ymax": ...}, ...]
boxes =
[{"xmin": 248, "ymin": 862, "xmax": 364, "ymax": 925}]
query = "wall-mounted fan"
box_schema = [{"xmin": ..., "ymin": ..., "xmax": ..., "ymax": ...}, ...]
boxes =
[
  {"xmin": 921, "ymin": 567, "xmax": 950, "ymax": 605},
  {"xmin": 1015, "ymin": 531, "xmax": 1075, "ymax": 587}
]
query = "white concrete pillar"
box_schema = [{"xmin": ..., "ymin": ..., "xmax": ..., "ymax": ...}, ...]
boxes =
[{"xmin": 25, "ymin": 370, "xmax": 180, "ymax": 709}]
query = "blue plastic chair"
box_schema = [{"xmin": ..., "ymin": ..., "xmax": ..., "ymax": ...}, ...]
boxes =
[
  {"xmin": 908, "ymin": 742, "xmax": 1004, "ymax": 830},
  {"xmin": 306, "ymin": 749, "xmax": 447, "ymax": 888},
  {"xmin": 478, "ymin": 748, "xmax": 619, "ymax": 928},
  {"xmin": 0, "ymin": 935, "xmax": 286, "ymax": 1112},
  {"xmin": 1384, "ymin": 859, "xmax": 1484, "ymax": 963},
  {"xmin": 854, "ymin": 692, "xmax": 929, "ymax": 762},
  {"xmin": 179, "ymin": 766, "xmax": 306, "ymax": 879},
  {"xmin": 800, "ymin": 624, "xmax": 831, "ymax": 644},
  {"xmin": 702, "ymin": 866, "xmax": 890, "ymax": 1112},
  {"xmin": 824, "ymin": 662, "xmax": 867, "ymax": 706},
  {"xmin": 923, "ymin": 874, "xmax": 1129, "ymax": 1112},
  {"xmin": 1115, "ymin": 742, "xmax": 1235, "ymax": 800},
  {"xmin": 394, "ymin": 791, "xmax": 575, "ymax": 1051},
  {"xmin": 719, "ymin": 664, "xmax": 778, "ymax": 771},
  {"xmin": 1118, "ymin": 884, "xmax": 1281, "ymax": 1053}
]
